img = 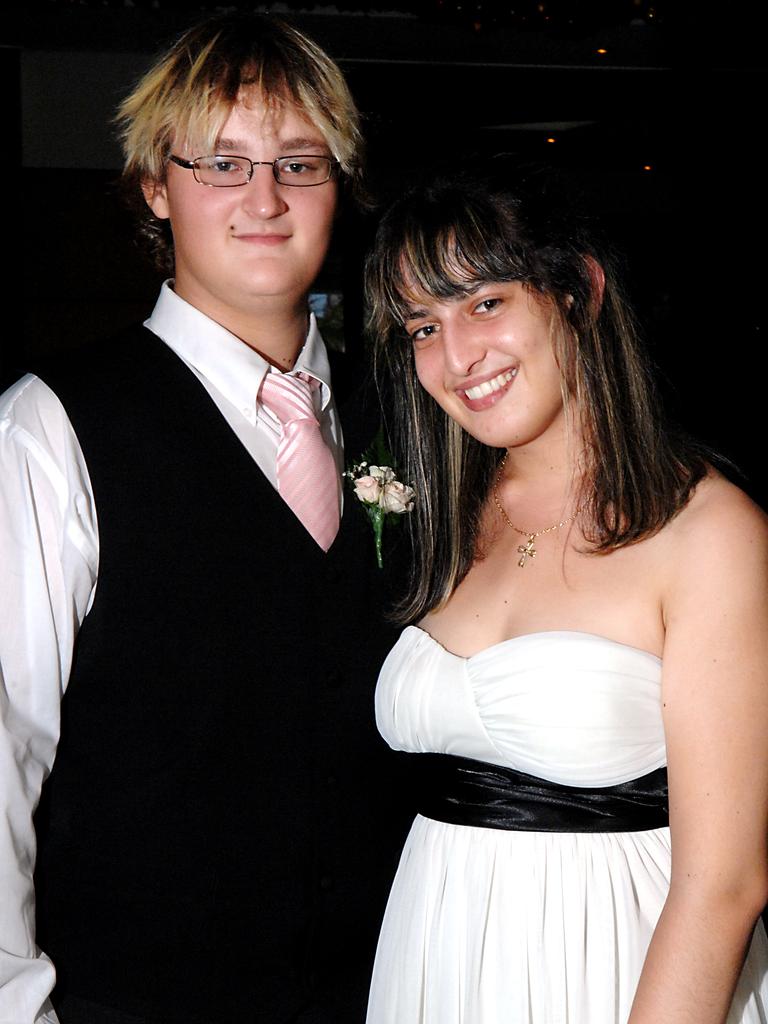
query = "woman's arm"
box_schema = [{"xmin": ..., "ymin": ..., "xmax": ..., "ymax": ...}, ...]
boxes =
[{"xmin": 629, "ymin": 477, "xmax": 768, "ymax": 1023}]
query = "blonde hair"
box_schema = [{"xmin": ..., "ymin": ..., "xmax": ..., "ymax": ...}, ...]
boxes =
[
  {"xmin": 115, "ymin": 14, "xmax": 363, "ymax": 271},
  {"xmin": 116, "ymin": 13, "xmax": 362, "ymax": 185}
]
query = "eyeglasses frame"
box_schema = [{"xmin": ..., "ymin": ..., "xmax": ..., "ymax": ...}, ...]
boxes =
[{"xmin": 168, "ymin": 153, "xmax": 339, "ymax": 188}]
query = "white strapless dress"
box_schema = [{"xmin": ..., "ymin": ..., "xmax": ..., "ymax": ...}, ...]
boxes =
[{"xmin": 366, "ymin": 627, "xmax": 768, "ymax": 1023}]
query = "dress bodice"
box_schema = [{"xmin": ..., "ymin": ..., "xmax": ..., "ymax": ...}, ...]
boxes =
[{"xmin": 375, "ymin": 626, "xmax": 666, "ymax": 788}]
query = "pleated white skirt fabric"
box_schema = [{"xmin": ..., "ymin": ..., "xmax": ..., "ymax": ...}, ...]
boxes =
[{"xmin": 367, "ymin": 816, "xmax": 768, "ymax": 1023}]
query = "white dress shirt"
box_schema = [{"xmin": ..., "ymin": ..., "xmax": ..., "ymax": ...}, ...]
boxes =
[{"xmin": 0, "ymin": 283, "xmax": 342, "ymax": 1024}]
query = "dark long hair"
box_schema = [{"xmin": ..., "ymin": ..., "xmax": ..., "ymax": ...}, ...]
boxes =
[{"xmin": 366, "ymin": 159, "xmax": 708, "ymax": 623}]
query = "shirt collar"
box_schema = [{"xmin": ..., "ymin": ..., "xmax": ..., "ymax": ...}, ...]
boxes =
[
  {"xmin": 291, "ymin": 313, "xmax": 332, "ymax": 411},
  {"xmin": 144, "ymin": 282, "xmax": 332, "ymax": 414}
]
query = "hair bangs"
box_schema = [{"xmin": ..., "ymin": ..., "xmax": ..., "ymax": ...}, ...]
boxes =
[
  {"xmin": 183, "ymin": 24, "xmax": 360, "ymax": 174},
  {"xmin": 117, "ymin": 14, "xmax": 362, "ymax": 183},
  {"xmin": 382, "ymin": 202, "xmax": 527, "ymax": 330}
]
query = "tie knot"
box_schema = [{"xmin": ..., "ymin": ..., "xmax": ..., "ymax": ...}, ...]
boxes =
[{"xmin": 260, "ymin": 372, "xmax": 318, "ymax": 426}]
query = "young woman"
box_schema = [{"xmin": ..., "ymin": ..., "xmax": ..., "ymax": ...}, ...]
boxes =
[{"xmin": 364, "ymin": 160, "xmax": 768, "ymax": 1023}]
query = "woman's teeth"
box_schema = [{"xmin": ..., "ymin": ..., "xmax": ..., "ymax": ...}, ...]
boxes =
[{"xmin": 464, "ymin": 369, "xmax": 517, "ymax": 401}]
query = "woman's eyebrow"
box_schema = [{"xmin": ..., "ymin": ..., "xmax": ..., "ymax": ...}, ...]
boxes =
[
  {"xmin": 403, "ymin": 282, "xmax": 485, "ymax": 320},
  {"xmin": 403, "ymin": 307, "xmax": 429, "ymax": 323}
]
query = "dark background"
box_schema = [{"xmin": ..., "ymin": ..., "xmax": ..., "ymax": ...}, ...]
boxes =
[{"xmin": 7, "ymin": 0, "xmax": 767, "ymax": 505}]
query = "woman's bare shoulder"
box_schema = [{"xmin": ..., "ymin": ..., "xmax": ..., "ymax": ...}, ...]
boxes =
[
  {"xmin": 673, "ymin": 470, "xmax": 766, "ymax": 536},
  {"xmin": 659, "ymin": 469, "xmax": 768, "ymax": 599}
]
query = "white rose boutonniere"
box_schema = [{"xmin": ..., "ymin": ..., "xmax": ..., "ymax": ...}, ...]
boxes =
[{"xmin": 345, "ymin": 461, "xmax": 415, "ymax": 569}]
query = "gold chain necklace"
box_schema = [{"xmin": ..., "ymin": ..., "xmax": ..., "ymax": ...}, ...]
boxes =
[{"xmin": 492, "ymin": 452, "xmax": 583, "ymax": 568}]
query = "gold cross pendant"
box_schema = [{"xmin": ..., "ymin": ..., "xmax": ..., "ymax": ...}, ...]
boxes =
[{"xmin": 517, "ymin": 535, "xmax": 537, "ymax": 568}]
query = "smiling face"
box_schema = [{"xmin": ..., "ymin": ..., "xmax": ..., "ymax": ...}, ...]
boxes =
[
  {"xmin": 403, "ymin": 279, "xmax": 569, "ymax": 453},
  {"xmin": 143, "ymin": 95, "xmax": 338, "ymax": 329}
]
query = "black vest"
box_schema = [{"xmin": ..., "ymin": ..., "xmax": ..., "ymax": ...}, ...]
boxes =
[{"xmin": 32, "ymin": 326, "xmax": 409, "ymax": 1024}]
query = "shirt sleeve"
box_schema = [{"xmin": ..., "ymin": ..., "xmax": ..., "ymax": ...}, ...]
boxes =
[{"xmin": 0, "ymin": 375, "xmax": 98, "ymax": 1024}]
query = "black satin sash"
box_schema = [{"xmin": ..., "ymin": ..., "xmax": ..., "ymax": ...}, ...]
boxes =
[{"xmin": 412, "ymin": 753, "xmax": 669, "ymax": 833}]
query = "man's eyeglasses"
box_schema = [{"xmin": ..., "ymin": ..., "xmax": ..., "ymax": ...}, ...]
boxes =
[{"xmin": 168, "ymin": 154, "xmax": 338, "ymax": 188}]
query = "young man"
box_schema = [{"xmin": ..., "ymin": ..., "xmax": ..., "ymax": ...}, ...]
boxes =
[{"xmin": 0, "ymin": 15, "xmax": 405, "ymax": 1024}]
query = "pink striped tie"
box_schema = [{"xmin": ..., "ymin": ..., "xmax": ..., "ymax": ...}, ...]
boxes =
[{"xmin": 260, "ymin": 372, "xmax": 340, "ymax": 551}]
